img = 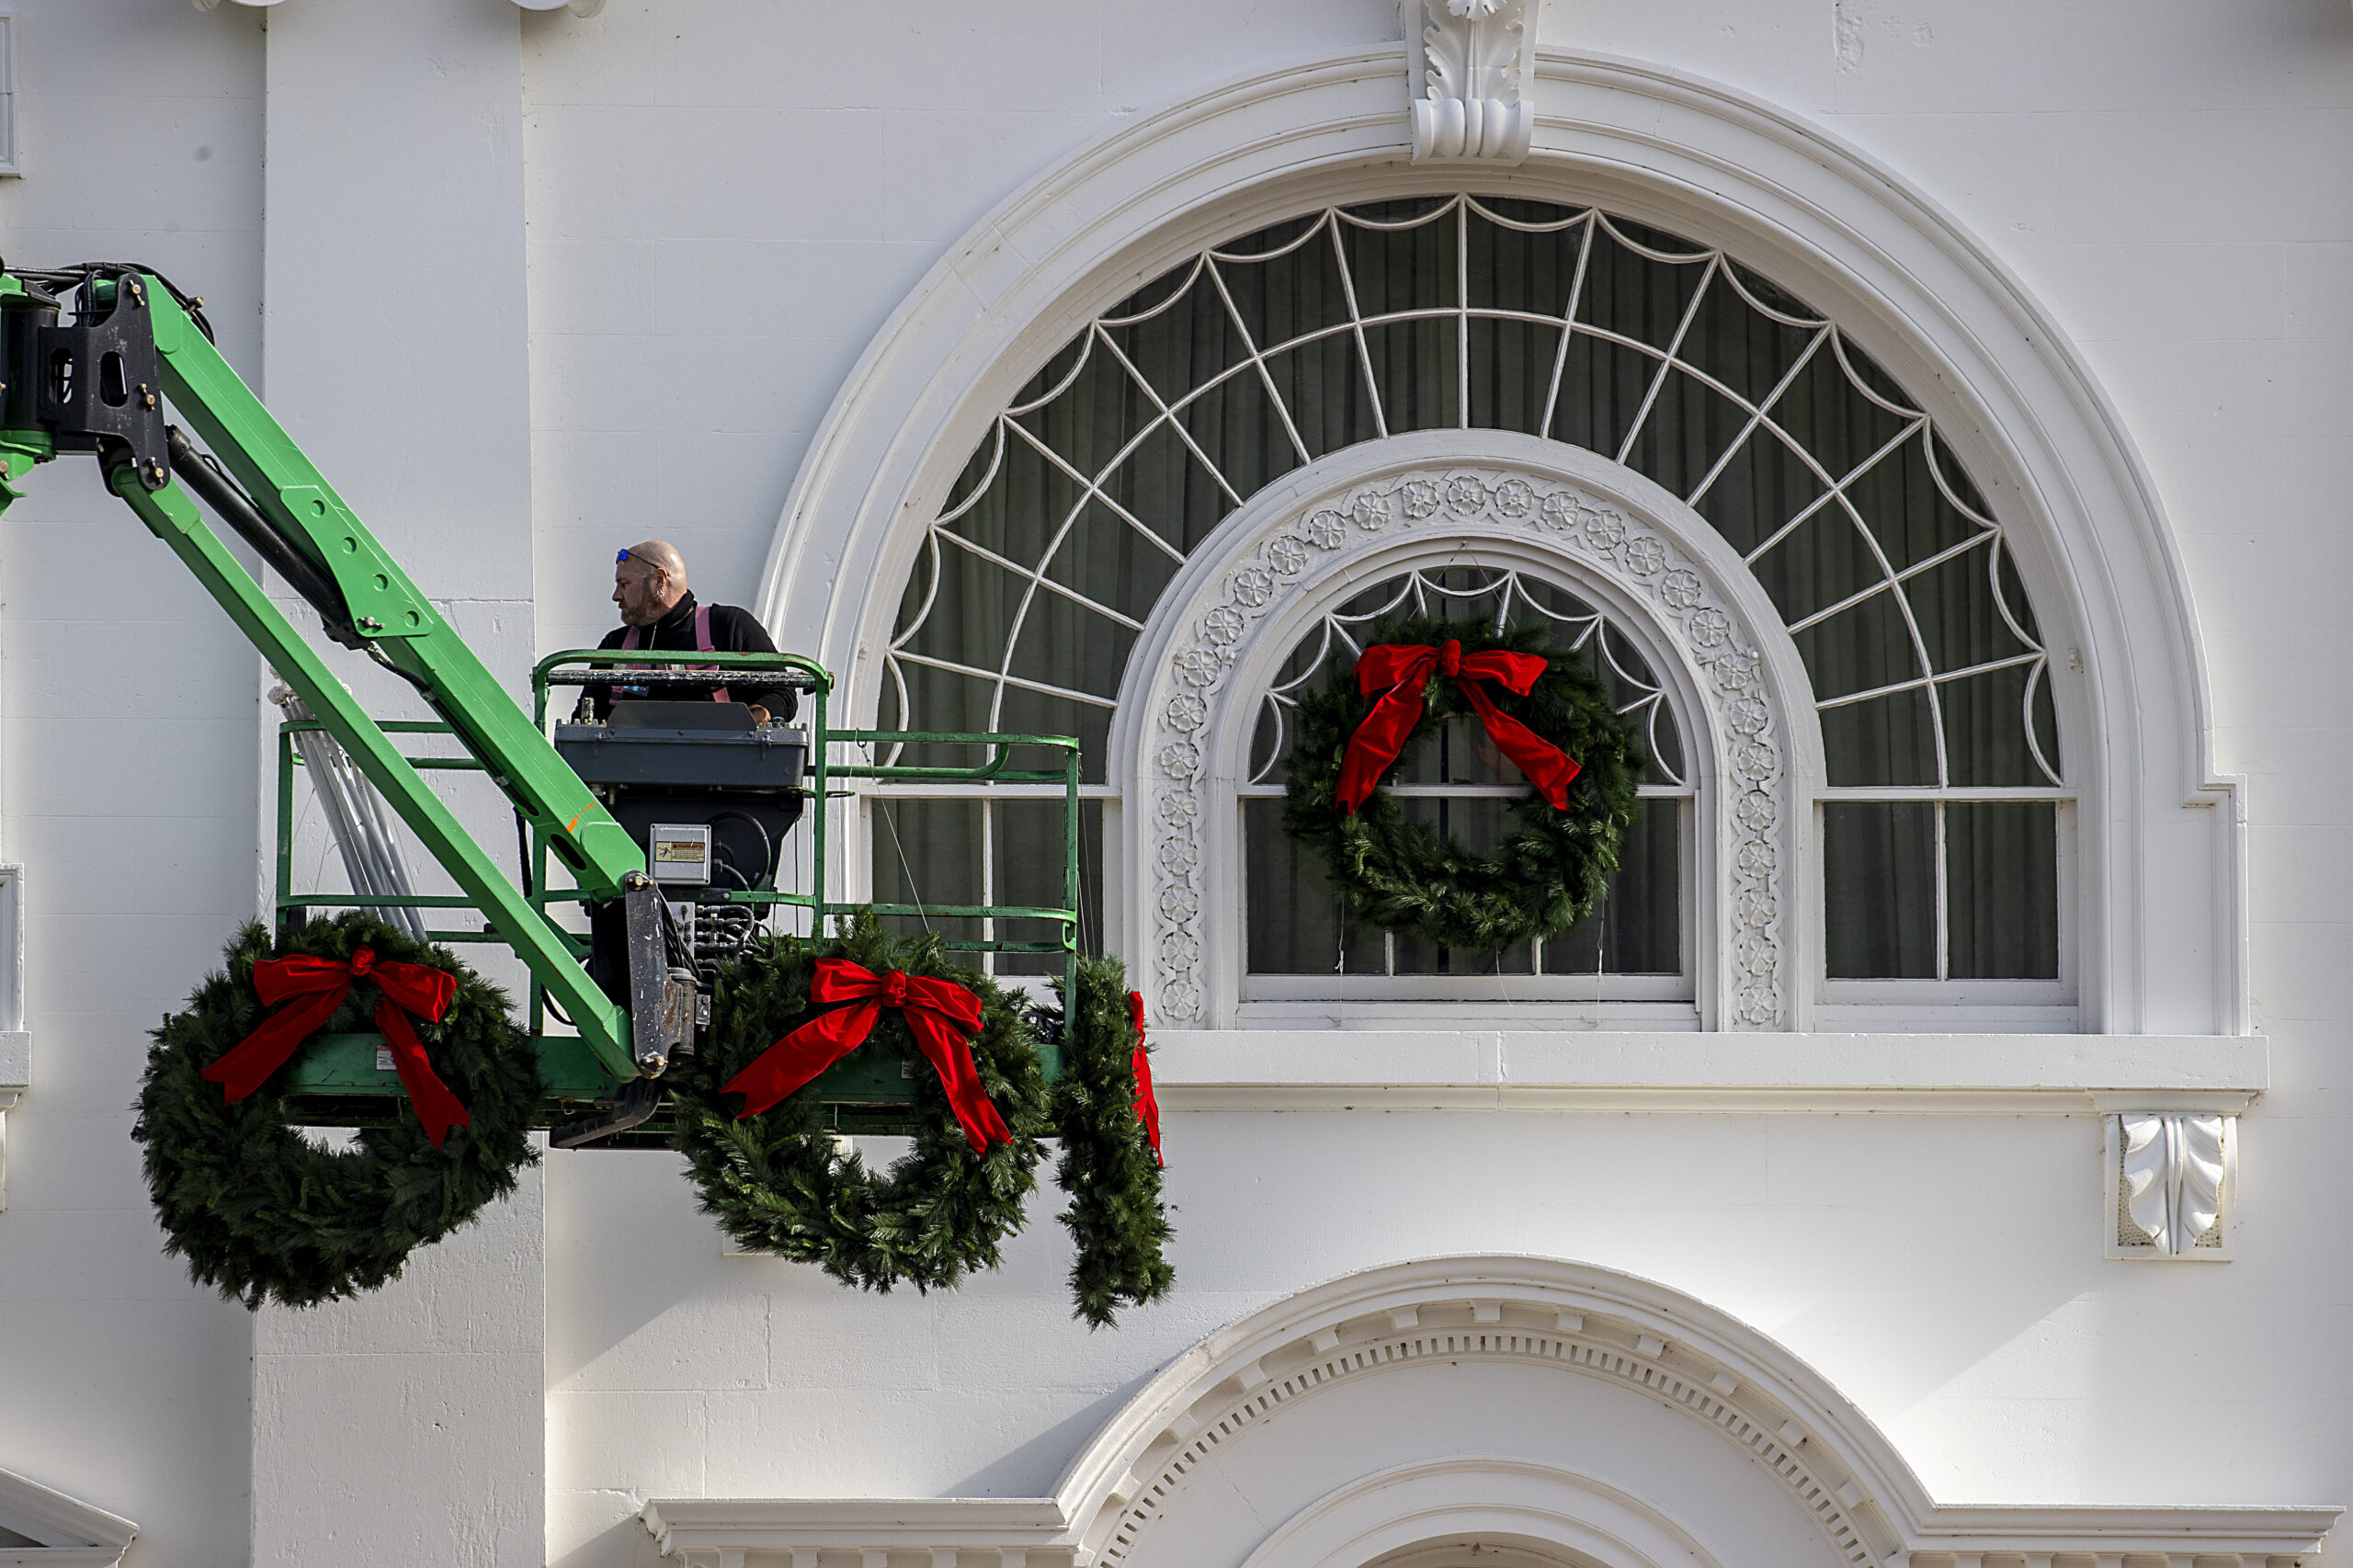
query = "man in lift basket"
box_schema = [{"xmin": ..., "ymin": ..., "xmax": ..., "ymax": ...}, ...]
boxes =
[{"xmin": 590, "ymin": 539, "xmax": 799, "ymax": 722}]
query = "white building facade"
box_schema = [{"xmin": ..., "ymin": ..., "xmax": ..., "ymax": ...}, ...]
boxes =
[{"xmin": 0, "ymin": 1, "xmax": 2346, "ymax": 1564}]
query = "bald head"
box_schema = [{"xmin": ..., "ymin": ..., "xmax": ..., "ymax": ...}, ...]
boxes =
[{"xmin": 613, "ymin": 539, "xmax": 690, "ymax": 627}]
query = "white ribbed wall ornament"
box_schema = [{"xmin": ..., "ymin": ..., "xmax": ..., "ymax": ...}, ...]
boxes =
[
  {"xmin": 2119, "ymin": 1112, "xmax": 2230, "ymax": 1256},
  {"xmin": 1404, "ymin": 0, "xmax": 1540, "ymax": 163}
]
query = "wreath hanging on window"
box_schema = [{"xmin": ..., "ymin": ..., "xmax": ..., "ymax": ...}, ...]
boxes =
[
  {"xmin": 1279, "ymin": 612, "xmax": 1645, "ymax": 953},
  {"xmin": 133, "ymin": 915, "xmax": 542, "ymax": 1310}
]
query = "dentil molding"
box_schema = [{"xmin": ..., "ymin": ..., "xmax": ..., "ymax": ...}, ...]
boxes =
[{"xmin": 642, "ymin": 1256, "xmax": 2335, "ymax": 1568}]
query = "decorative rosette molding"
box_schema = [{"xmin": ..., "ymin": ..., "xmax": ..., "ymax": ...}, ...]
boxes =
[
  {"xmin": 1404, "ymin": 0, "xmax": 1542, "ymax": 163},
  {"xmin": 2120, "ymin": 1111, "xmax": 2229, "ymax": 1256},
  {"xmin": 1131, "ymin": 439, "xmax": 1799, "ymax": 1030}
]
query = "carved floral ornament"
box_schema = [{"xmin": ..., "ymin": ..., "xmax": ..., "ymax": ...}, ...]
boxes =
[
  {"xmin": 1145, "ymin": 464, "xmax": 1790, "ymax": 1028},
  {"xmin": 2116, "ymin": 1112, "xmax": 2231, "ymax": 1257},
  {"xmin": 1407, "ymin": 0, "xmax": 1543, "ymax": 163}
]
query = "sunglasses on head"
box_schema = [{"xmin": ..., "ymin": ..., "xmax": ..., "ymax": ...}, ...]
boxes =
[{"xmin": 615, "ymin": 549, "xmax": 633, "ymax": 563}]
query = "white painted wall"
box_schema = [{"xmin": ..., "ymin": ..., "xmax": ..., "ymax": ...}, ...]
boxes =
[
  {"xmin": 0, "ymin": 2, "xmax": 2348, "ymax": 1565},
  {"xmin": 0, "ymin": 4, "xmax": 263, "ymax": 1562},
  {"xmin": 252, "ymin": 6, "xmax": 547, "ymax": 1567}
]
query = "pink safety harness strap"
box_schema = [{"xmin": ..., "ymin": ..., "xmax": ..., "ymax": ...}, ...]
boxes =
[
  {"xmin": 693, "ymin": 605, "xmax": 729, "ymax": 703},
  {"xmin": 615, "ymin": 609, "xmax": 728, "ymax": 701}
]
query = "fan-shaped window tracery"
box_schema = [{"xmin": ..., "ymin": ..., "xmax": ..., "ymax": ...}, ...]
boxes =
[{"xmin": 877, "ymin": 195, "xmax": 2067, "ymax": 989}]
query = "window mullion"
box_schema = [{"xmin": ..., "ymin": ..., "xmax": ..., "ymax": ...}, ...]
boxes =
[
  {"xmin": 1456, "ymin": 197, "xmax": 1472, "ymax": 430},
  {"xmin": 980, "ymin": 796, "xmax": 995, "ymax": 978},
  {"xmin": 1934, "ymin": 799, "xmax": 1949, "ymax": 982},
  {"xmin": 1535, "ymin": 213, "xmax": 1596, "ymax": 437}
]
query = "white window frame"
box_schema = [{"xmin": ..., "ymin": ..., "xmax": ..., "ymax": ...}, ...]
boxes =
[
  {"xmin": 0, "ymin": 8, "xmax": 20, "ymax": 178},
  {"xmin": 1814, "ymin": 791, "xmax": 2078, "ymax": 1026}
]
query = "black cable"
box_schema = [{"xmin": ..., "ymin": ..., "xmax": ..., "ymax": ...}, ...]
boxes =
[
  {"xmin": 706, "ymin": 809, "xmax": 774, "ymax": 892},
  {"xmin": 58, "ymin": 261, "xmax": 217, "ymax": 343},
  {"xmin": 166, "ymin": 426, "xmax": 349, "ymax": 625}
]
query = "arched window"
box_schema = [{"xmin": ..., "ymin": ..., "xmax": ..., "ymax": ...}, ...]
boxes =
[
  {"xmin": 1244, "ymin": 564, "xmax": 1689, "ymax": 997},
  {"xmin": 874, "ymin": 195, "xmax": 2069, "ymax": 1010}
]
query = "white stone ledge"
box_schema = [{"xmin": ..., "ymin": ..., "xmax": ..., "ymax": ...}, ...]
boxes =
[
  {"xmin": 642, "ymin": 1498, "xmax": 1076, "ymax": 1565},
  {"xmin": 1149, "ymin": 1032, "xmax": 2267, "ymax": 1114}
]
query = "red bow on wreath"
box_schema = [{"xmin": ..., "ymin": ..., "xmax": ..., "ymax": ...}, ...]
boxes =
[
  {"xmin": 1335, "ymin": 639, "xmax": 1583, "ymax": 815},
  {"xmin": 1126, "ymin": 990, "xmax": 1163, "ymax": 1165},
  {"xmin": 722, "ymin": 959, "xmax": 1013, "ymax": 1153},
  {"xmin": 201, "ymin": 947, "xmax": 472, "ymax": 1148}
]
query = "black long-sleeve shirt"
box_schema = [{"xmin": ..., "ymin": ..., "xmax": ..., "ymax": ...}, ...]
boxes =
[{"xmin": 586, "ymin": 592, "xmax": 799, "ymax": 722}]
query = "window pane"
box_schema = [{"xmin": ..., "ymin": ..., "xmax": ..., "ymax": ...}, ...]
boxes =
[
  {"xmin": 1540, "ymin": 796, "xmax": 1682, "ymax": 975},
  {"xmin": 993, "ymin": 799, "xmax": 1104, "ymax": 976},
  {"xmin": 1244, "ymin": 795, "xmax": 1680, "ymax": 979},
  {"xmin": 1678, "ymin": 260, "xmax": 1824, "ymax": 410},
  {"xmin": 1692, "ymin": 427, "xmax": 1827, "ymax": 557},
  {"xmin": 1389, "ymin": 797, "xmax": 1529, "ymax": 975},
  {"xmin": 870, "ymin": 797, "xmax": 983, "ymax": 950},
  {"xmin": 1244, "ymin": 797, "xmax": 1385, "ymax": 974},
  {"xmin": 1548, "ymin": 330, "xmax": 1656, "ymax": 458},
  {"xmin": 1605, "ymin": 797, "xmax": 1682, "ymax": 973},
  {"xmin": 1947, "ymin": 801, "xmax": 2059, "ymax": 980},
  {"xmin": 1824, "ymin": 801, "xmax": 1936, "ymax": 978},
  {"xmin": 1818, "ymin": 689, "xmax": 1938, "ymax": 788},
  {"xmin": 1622, "ymin": 368, "xmax": 1751, "ymax": 503},
  {"xmin": 1938, "ymin": 665, "xmax": 2053, "ymax": 788}
]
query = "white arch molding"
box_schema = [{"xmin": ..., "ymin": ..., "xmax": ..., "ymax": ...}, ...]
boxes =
[
  {"xmin": 762, "ymin": 47, "xmax": 2247, "ymax": 1035},
  {"xmin": 1232, "ymin": 1460, "xmax": 1732, "ymax": 1568},
  {"xmin": 1112, "ymin": 431, "xmax": 1813, "ymax": 1028},
  {"xmin": 641, "ymin": 1256, "xmax": 2336, "ymax": 1567}
]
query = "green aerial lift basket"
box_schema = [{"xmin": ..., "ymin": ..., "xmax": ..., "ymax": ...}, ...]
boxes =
[{"xmin": 270, "ymin": 648, "xmax": 1082, "ymax": 1140}]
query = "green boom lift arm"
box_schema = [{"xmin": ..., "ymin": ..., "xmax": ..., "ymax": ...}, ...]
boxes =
[{"xmin": 0, "ymin": 261, "xmax": 716, "ymax": 1083}]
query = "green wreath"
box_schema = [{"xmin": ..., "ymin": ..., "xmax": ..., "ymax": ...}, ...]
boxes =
[
  {"xmin": 133, "ymin": 915, "xmax": 540, "ymax": 1310},
  {"xmin": 667, "ymin": 919, "xmax": 1051, "ymax": 1293},
  {"xmin": 1046, "ymin": 956, "xmax": 1174, "ymax": 1328},
  {"xmin": 1280, "ymin": 612, "xmax": 1645, "ymax": 953}
]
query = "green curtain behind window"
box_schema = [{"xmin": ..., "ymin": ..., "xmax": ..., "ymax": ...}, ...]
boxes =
[{"xmin": 886, "ymin": 197, "xmax": 2063, "ymax": 984}]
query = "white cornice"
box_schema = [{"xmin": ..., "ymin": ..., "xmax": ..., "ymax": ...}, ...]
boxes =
[
  {"xmin": 643, "ymin": 1498, "xmax": 1074, "ymax": 1563},
  {"xmin": 645, "ymin": 1257, "xmax": 2332, "ymax": 1568},
  {"xmin": 0, "ymin": 1469, "xmax": 135, "ymax": 1565}
]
